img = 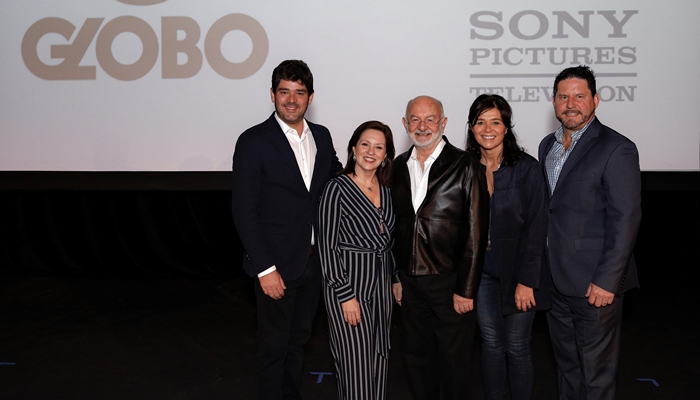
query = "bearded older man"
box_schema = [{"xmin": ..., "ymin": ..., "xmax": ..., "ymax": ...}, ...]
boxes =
[{"xmin": 391, "ymin": 95, "xmax": 489, "ymax": 400}]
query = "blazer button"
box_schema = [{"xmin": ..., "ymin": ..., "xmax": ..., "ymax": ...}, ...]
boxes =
[
  {"xmin": 308, "ymin": 222, "xmax": 312, "ymax": 227},
  {"xmin": 309, "ymin": 195, "xmax": 313, "ymax": 199},
  {"xmin": 549, "ymin": 209, "xmax": 554, "ymax": 214}
]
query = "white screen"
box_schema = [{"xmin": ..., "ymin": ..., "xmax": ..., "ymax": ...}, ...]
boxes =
[{"xmin": 1, "ymin": 0, "xmax": 698, "ymax": 171}]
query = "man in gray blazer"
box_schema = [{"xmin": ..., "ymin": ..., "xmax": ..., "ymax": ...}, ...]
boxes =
[{"xmin": 538, "ymin": 65, "xmax": 641, "ymax": 400}]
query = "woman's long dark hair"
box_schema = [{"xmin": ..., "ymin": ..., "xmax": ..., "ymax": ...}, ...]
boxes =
[
  {"xmin": 340, "ymin": 120, "xmax": 395, "ymax": 186},
  {"xmin": 465, "ymin": 94, "xmax": 525, "ymax": 166}
]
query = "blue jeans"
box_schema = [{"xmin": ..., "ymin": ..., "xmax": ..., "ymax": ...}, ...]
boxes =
[{"xmin": 476, "ymin": 273, "xmax": 536, "ymax": 400}]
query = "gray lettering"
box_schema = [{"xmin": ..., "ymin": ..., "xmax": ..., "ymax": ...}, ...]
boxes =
[
  {"xmin": 524, "ymin": 48, "xmax": 546, "ymax": 64},
  {"xmin": 571, "ymin": 47, "xmax": 592, "ymax": 65},
  {"xmin": 616, "ymin": 86, "xmax": 636, "ymax": 101},
  {"xmin": 503, "ymin": 47, "xmax": 523, "ymax": 66},
  {"xmin": 548, "ymin": 47, "xmax": 568, "ymax": 65},
  {"xmin": 597, "ymin": 10, "xmax": 638, "ymax": 38},
  {"xmin": 470, "ymin": 11, "xmax": 503, "ymax": 40},
  {"xmin": 470, "ymin": 48, "xmax": 491, "ymax": 65},
  {"xmin": 509, "ymin": 10, "xmax": 548, "ymax": 40},
  {"xmin": 618, "ymin": 47, "xmax": 637, "ymax": 64},
  {"xmin": 594, "ymin": 47, "xmax": 615, "ymax": 64},
  {"xmin": 552, "ymin": 11, "xmax": 594, "ymax": 38}
]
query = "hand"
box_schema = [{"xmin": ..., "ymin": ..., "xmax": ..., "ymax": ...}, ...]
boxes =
[
  {"xmin": 515, "ymin": 283, "xmax": 536, "ymax": 312},
  {"xmin": 258, "ymin": 270, "xmax": 286, "ymax": 300},
  {"xmin": 341, "ymin": 298, "xmax": 361, "ymax": 326},
  {"xmin": 392, "ymin": 282, "xmax": 403, "ymax": 306},
  {"xmin": 453, "ymin": 294, "xmax": 474, "ymax": 314},
  {"xmin": 585, "ymin": 282, "xmax": 615, "ymax": 307}
]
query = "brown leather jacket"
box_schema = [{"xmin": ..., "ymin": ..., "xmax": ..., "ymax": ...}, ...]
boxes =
[{"xmin": 390, "ymin": 139, "xmax": 489, "ymax": 298}]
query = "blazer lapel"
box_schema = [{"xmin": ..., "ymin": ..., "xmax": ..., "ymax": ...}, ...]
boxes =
[
  {"xmin": 309, "ymin": 124, "xmax": 330, "ymax": 194},
  {"xmin": 554, "ymin": 118, "xmax": 602, "ymax": 192},
  {"xmin": 540, "ymin": 135, "xmax": 555, "ymax": 196},
  {"xmin": 264, "ymin": 114, "xmax": 308, "ymax": 189}
]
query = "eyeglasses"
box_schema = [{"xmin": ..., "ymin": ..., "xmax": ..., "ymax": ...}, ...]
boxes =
[{"xmin": 407, "ymin": 116, "xmax": 443, "ymax": 128}]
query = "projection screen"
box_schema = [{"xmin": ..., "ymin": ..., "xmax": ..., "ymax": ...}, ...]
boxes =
[{"xmin": 1, "ymin": 0, "xmax": 699, "ymax": 171}]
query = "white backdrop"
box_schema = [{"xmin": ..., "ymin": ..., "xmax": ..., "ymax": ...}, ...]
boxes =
[{"xmin": 1, "ymin": 0, "xmax": 698, "ymax": 171}]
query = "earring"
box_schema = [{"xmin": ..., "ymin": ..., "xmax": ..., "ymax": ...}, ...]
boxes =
[
  {"xmin": 353, "ymin": 154, "xmax": 356, "ymax": 161},
  {"xmin": 381, "ymin": 159, "xmax": 386, "ymax": 168}
]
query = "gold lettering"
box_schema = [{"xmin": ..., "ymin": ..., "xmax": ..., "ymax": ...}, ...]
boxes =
[
  {"xmin": 161, "ymin": 17, "xmax": 202, "ymax": 79},
  {"xmin": 21, "ymin": 17, "xmax": 103, "ymax": 80},
  {"xmin": 204, "ymin": 14, "xmax": 268, "ymax": 79},
  {"xmin": 96, "ymin": 16, "xmax": 158, "ymax": 81}
]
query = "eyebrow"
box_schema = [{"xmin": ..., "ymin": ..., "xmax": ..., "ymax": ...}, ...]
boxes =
[{"xmin": 277, "ymin": 87, "xmax": 307, "ymax": 93}]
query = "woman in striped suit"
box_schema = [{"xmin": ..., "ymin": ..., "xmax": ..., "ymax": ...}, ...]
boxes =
[{"xmin": 318, "ymin": 120, "xmax": 396, "ymax": 400}]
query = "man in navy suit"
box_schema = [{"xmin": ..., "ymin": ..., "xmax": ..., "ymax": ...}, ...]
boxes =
[
  {"xmin": 539, "ymin": 66, "xmax": 641, "ymax": 400},
  {"xmin": 231, "ymin": 60, "xmax": 342, "ymax": 400}
]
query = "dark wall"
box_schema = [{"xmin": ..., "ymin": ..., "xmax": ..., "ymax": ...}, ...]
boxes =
[
  {"xmin": 0, "ymin": 190, "xmax": 243, "ymax": 278},
  {"xmin": 1, "ymin": 172, "xmax": 698, "ymax": 286}
]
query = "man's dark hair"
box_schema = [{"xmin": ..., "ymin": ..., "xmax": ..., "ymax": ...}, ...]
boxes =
[
  {"xmin": 465, "ymin": 94, "xmax": 525, "ymax": 167},
  {"xmin": 340, "ymin": 120, "xmax": 395, "ymax": 186},
  {"xmin": 271, "ymin": 60, "xmax": 314, "ymax": 94},
  {"xmin": 553, "ymin": 65, "xmax": 597, "ymax": 97}
]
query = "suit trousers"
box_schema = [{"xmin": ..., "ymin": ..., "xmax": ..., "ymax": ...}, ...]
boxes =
[
  {"xmin": 547, "ymin": 284, "xmax": 624, "ymax": 400},
  {"xmin": 400, "ymin": 271, "xmax": 478, "ymax": 400},
  {"xmin": 254, "ymin": 253, "xmax": 321, "ymax": 400}
]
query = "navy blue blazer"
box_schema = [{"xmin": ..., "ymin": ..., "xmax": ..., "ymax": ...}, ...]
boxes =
[
  {"xmin": 231, "ymin": 113, "xmax": 342, "ymax": 281},
  {"xmin": 538, "ymin": 117, "xmax": 641, "ymax": 297},
  {"xmin": 484, "ymin": 154, "xmax": 550, "ymax": 315}
]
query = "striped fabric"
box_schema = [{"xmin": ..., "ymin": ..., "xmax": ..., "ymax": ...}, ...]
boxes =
[{"xmin": 318, "ymin": 174, "xmax": 395, "ymax": 400}]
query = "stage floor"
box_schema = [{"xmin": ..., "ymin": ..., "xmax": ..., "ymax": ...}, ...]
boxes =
[{"xmin": 1, "ymin": 274, "xmax": 697, "ymax": 399}]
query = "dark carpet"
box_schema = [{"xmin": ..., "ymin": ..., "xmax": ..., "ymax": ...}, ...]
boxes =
[{"xmin": 0, "ymin": 274, "xmax": 697, "ymax": 399}]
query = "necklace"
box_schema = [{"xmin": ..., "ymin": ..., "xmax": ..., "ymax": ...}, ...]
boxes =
[{"xmin": 352, "ymin": 173, "xmax": 375, "ymax": 192}]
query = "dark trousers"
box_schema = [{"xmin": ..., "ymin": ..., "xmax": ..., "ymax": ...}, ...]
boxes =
[
  {"xmin": 400, "ymin": 272, "xmax": 478, "ymax": 400},
  {"xmin": 547, "ymin": 284, "xmax": 624, "ymax": 400},
  {"xmin": 254, "ymin": 254, "xmax": 321, "ymax": 400}
]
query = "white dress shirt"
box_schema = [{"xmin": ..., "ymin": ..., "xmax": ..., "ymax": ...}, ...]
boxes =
[
  {"xmin": 407, "ymin": 139, "xmax": 446, "ymax": 213},
  {"xmin": 258, "ymin": 114, "xmax": 317, "ymax": 278},
  {"xmin": 276, "ymin": 113, "xmax": 317, "ymax": 190}
]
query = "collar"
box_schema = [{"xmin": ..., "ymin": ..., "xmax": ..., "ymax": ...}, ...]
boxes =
[
  {"xmin": 274, "ymin": 113, "xmax": 310, "ymax": 138},
  {"xmin": 554, "ymin": 116, "xmax": 596, "ymax": 145},
  {"xmin": 410, "ymin": 137, "xmax": 447, "ymax": 162}
]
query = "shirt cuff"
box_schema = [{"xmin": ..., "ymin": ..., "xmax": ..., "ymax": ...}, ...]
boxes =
[{"xmin": 257, "ymin": 266, "xmax": 277, "ymax": 278}]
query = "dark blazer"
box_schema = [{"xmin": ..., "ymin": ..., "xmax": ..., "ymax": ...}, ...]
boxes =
[
  {"xmin": 538, "ymin": 117, "xmax": 641, "ymax": 297},
  {"xmin": 485, "ymin": 154, "xmax": 550, "ymax": 315},
  {"xmin": 390, "ymin": 139, "xmax": 489, "ymax": 298},
  {"xmin": 231, "ymin": 113, "xmax": 342, "ymax": 281}
]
